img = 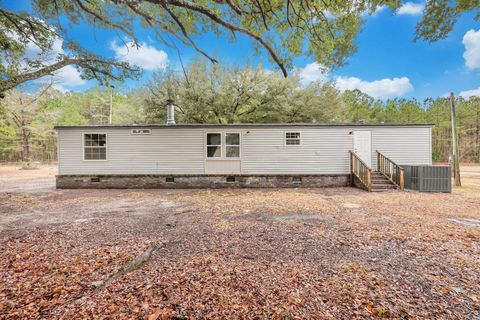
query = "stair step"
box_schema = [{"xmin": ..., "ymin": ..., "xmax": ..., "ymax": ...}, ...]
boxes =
[
  {"xmin": 370, "ymin": 188, "xmax": 397, "ymax": 192},
  {"xmin": 372, "ymin": 185, "xmax": 396, "ymax": 189},
  {"xmin": 372, "ymin": 181, "xmax": 394, "ymax": 185}
]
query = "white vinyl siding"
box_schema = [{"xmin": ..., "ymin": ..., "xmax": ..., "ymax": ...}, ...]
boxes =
[
  {"xmin": 371, "ymin": 127, "xmax": 432, "ymax": 169},
  {"xmin": 242, "ymin": 128, "xmax": 352, "ymax": 174},
  {"xmin": 57, "ymin": 125, "xmax": 432, "ymax": 175},
  {"xmin": 58, "ymin": 128, "xmax": 204, "ymax": 175}
]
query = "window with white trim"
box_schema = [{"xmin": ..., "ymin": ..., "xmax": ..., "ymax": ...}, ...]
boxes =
[
  {"xmin": 285, "ymin": 132, "xmax": 301, "ymax": 145},
  {"xmin": 225, "ymin": 133, "xmax": 240, "ymax": 158},
  {"xmin": 131, "ymin": 129, "xmax": 151, "ymax": 135},
  {"xmin": 84, "ymin": 133, "xmax": 107, "ymax": 160},
  {"xmin": 206, "ymin": 133, "xmax": 221, "ymax": 158}
]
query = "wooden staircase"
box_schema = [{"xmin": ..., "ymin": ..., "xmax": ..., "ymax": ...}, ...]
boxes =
[
  {"xmin": 370, "ymin": 171, "xmax": 398, "ymax": 192},
  {"xmin": 350, "ymin": 150, "xmax": 404, "ymax": 192}
]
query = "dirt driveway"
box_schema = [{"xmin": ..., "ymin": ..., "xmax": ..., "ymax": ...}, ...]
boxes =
[{"xmin": 0, "ymin": 165, "xmax": 479, "ymax": 319}]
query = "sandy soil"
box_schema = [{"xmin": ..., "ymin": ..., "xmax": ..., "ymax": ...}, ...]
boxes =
[{"xmin": 0, "ymin": 165, "xmax": 479, "ymax": 319}]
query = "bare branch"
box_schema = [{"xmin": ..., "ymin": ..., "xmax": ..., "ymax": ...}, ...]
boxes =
[
  {"xmin": 155, "ymin": 0, "xmax": 287, "ymax": 77},
  {"xmin": 73, "ymin": 0, "xmax": 136, "ymax": 41},
  {"xmin": 161, "ymin": 4, "xmax": 219, "ymax": 64}
]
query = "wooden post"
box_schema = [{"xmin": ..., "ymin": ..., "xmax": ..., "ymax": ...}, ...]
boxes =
[
  {"xmin": 350, "ymin": 152, "xmax": 354, "ymax": 186},
  {"xmin": 367, "ymin": 169, "xmax": 372, "ymax": 192},
  {"xmin": 450, "ymin": 92, "xmax": 462, "ymax": 187},
  {"xmin": 399, "ymin": 168, "xmax": 404, "ymax": 191},
  {"xmin": 376, "ymin": 151, "xmax": 380, "ymax": 172}
]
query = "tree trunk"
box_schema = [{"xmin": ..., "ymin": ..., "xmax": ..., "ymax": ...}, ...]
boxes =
[
  {"xmin": 21, "ymin": 126, "xmax": 30, "ymax": 162},
  {"xmin": 450, "ymin": 93, "xmax": 461, "ymax": 186},
  {"xmin": 477, "ymin": 104, "xmax": 480, "ymax": 163}
]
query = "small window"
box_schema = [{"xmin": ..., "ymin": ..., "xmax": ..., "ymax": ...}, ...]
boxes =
[
  {"xmin": 165, "ymin": 176, "xmax": 175, "ymax": 183},
  {"xmin": 207, "ymin": 133, "xmax": 221, "ymax": 158},
  {"xmin": 225, "ymin": 133, "xmax": 240, "ymax": 158},
  {"xmin": 84, "ymin": 134, "xmax": 107, "ymax": 160},
  {"xmin": 131, "ymin": 129, "xmax": 151, "ymax": 135},
  {"xmin": 226, "ymin": 176, "xmax": 235, "ymax": 182},
  {"xmin": 286, "ymin": 132, "xmax": 301, "ymax": 145}
]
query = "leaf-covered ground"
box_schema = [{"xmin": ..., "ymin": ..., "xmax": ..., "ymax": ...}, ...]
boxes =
[{"xmin": 0, "ymin": 166, "xmax": 479, "ymax": 319}]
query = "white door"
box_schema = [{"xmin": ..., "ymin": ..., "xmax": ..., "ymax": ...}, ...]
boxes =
[{"xmin": 353, "ymin": 131, "xmax": 372, "ymax": 167}]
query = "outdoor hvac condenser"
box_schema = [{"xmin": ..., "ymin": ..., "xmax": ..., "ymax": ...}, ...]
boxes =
[{"xmin": 402, "ymin": 165, "xmax": 451, "ymax": 193}]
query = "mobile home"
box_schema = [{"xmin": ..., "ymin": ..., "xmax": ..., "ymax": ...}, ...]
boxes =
[{"xmin": 55, "ymin": 122, "xmax": 433, "ymax": 191}]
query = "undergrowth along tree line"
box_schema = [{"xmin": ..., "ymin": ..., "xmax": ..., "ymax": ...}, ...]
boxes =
[{"xmin": 0, "ymin": 61, "xmax": 479, "ymax": 164}]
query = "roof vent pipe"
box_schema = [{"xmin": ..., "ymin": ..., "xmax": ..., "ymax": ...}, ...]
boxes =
[{"xmin": 166, "ymin": 99, "xmax": 176, "ymax": 125}]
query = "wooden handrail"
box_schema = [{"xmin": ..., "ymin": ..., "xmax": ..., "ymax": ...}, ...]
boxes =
[
  {"xmin": 349, "ymin": 151, "xmax": 372, "ymax": 191},
  {"xmin": 376, "ymin": 150, "xmax": 404, "ymax": 190}
]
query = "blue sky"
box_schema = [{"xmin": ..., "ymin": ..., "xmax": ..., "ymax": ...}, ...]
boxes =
[{"xmin": 5, "ymin": 1, "xmax": 480, "ymax": 100}]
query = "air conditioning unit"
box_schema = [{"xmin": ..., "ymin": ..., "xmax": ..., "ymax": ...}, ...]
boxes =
[{"xmin": 403, "ymin": 165, "xmax": 451, "ymax": 193}]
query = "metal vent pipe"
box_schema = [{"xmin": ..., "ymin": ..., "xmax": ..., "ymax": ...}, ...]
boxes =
[{"xmin": 166, "ymin": 99, "xmax": 176, "ymax": 125}]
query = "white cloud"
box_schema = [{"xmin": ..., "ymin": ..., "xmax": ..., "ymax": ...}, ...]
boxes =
[
  {"xmin": 35, "ymin": 65, "xmax": 87, "ymax": 91},
  {"xmin": 463, "ymin": 29, "xmax": 480, "ymax": 69},
  {"xmin": 50, "ymin": 65, "xmax": 86, "ymax": 91},
  {"xmin": 397, "ymin": 2, "xmax": 424, "ymax": 15},
  {"xmin": 361, "ymin": 5, "xmax": 386, "ymax": 17},
  {"xmin": 459, "ymin": 87, "xmax": 480, "ymax": 99},
  {"xmin": 335, "ymin": 76, "xmax": 413, "ymax": 99},
  {"xmin": 298, "ymin": 62, "xmax": 328, "ymax": 86},
  {"xmin": 110, "ymin": 41, "xmax": 168, "ymax": 70},
  {"xmin": 373, "ymin": 5, "xmax": 387, "ymax": 15},
  {"xmin": 23, "ymin": 37, "xmax": 87, "ymax": 90},
  {"xmin": 23, "ymin": 37, "xmax": 63, "ymax": 62}
]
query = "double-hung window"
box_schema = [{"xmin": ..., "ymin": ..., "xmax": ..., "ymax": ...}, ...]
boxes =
[
  {"xmin": 84, "ymin": 133, "xmax": 107, "ymax": 160},
  {"xmin": 206, "ymin": 132, "xmax": 240, "ymax": 158},
  {"xmin": 206, "ymin": 133, "xmax": 222, "ymax": 158},
  {"xmin": 225, "ymin": 133, "xmax": 240, "ymax": 158},
  {"xmin": 285, "ymin": 132, "xmax": 301, "ymax": 145}
]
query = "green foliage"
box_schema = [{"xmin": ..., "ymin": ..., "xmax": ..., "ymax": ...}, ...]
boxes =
[
  {"xmin": 1, "ymin": 61, "xmax": 480, "ymax": 163},
  {"xmin": 144, "ymin": 59, "xmax": 343, "ymax": 124},
  {"xmin": 30, "ymin": 0, "xmax": 396, "ymax": 76},
  {"xmin": 415, "ymin": 0, "xmax": 480, "ymax": 42},
  {"xmin": 432, "ymin": 149, "xmax": 442, "ymax": 161},
  {"xmin": 0, "ymin": 6, "xmax": 140, "ymax": 94}
]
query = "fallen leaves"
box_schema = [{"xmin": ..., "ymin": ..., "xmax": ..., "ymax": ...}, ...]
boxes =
[{"xmin": 0, "ymin": 170, "xmax": 479, "ymax": 318}]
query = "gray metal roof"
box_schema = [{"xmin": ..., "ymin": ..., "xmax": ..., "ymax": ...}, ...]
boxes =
[{"xmin": 54, "ymin": 123, "xmax": 434, "ymax": 129}]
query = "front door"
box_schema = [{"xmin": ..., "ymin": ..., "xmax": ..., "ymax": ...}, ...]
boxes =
[{"xmin": 353, "ymin": 131, "xmax": 372, "ymax": 167}]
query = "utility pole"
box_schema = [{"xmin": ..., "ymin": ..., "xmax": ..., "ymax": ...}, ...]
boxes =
[
  {"xmin": 450, "ymin": 92, "xmax": 461, "ymax": 187},
  {"xmin": 109, "ymin": 85, "xmax": 114, "ymax": 124}
]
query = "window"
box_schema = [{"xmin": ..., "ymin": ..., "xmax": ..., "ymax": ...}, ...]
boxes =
[
  {"xmin": 84, "ymin": 133, "xmax": 107, "ymax": 160},
  {"xmin": 225, "ymin": 133, "xmax": 240, "ymax": 158},
  {"xmin": 206, "ymin": 133, "xmax": 221, "ymax": 158},
  {"xmin": 206, "ymin": 132, "xmax": 241, "ymax": 159},
  {"xmin": 285, "ymin": 132, "xmax": 301, "ymax": 145},
  {"xmin": 131, "ymin": 129, "xmax": 151, "ymax": 135}
]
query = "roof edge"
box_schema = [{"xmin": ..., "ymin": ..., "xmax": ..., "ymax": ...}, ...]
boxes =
[{"xmin": 54, "ymin": 123, "xmax": 435, "ymax": 130}]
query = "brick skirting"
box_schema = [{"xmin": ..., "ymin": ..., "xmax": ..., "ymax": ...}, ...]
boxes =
[{"xmin": 56, "ymin": 174, "xmax": 351, "ymax": 189}]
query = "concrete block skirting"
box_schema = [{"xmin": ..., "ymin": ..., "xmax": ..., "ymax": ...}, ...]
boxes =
[{"xmin": 56, "ymin": 174, "xmax": 351, "ymax": 189}]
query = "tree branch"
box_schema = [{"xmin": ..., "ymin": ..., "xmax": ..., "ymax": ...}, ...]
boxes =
[
  {"xmin": 161, "ymin": 4, "xmax": 219, "ymax": 64},
  {"xmin": 156, "ymin": 0, "xmax": 287, "ymax": 77},
  {"xmin": 73, "ymin": 0, "xmax": 136, "ymax": 41},
  {"xmin": 0, "ymin": 56, "xmax": 137, "ymax": 93}
]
